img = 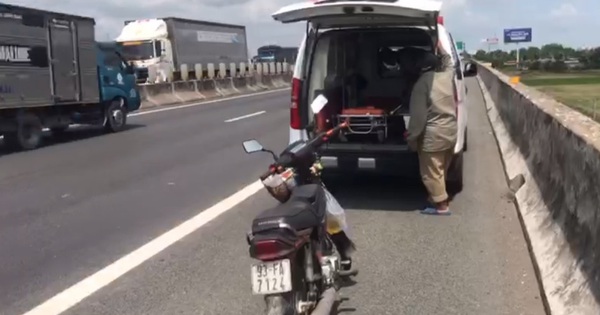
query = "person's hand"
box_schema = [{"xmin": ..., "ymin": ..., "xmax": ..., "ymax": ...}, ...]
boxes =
[{"xmin": 405, "ymin": 131, "xmax": 417, "ymax": 151}]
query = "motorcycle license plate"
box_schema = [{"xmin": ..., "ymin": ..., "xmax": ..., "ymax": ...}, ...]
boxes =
[{"xmin": 251, "ymin": 259, "xmax": 292, "ymax": 295}]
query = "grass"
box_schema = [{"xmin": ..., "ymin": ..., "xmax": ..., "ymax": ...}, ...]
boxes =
[
  {"xmin": 536, "ymin": 84, "xmax": 600, "ymax": 120},
  {"xmin": 498, "ymin": 69, "xmax": 600, "ymax": 121},
  {"xmin": 522, "ymin": 76, "xmax": 600, "ymax": 86}
]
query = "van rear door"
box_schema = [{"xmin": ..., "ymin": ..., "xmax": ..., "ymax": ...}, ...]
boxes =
[
  {"xmin": 273, "ymin": 0, "xmax": 443, "ymax": 143},
  {"xmin": 272, "ymin": 0, "xmax": 441, "ymax": 28}
]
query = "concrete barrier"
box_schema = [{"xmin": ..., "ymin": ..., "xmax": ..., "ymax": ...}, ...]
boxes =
[
  {"xmin": 197, "ymin": 79, "xmax": 220, "ymax": 99},
  {"xmin": 173, "ymin": 81, "xmax": 204, "ymax": 103},
  {"xmin": 243, "ymin": 75, "xmax": 261, "ymax": 91},
  {"xmin": 213, "ymin": 77, "xmax": 237, "ymax": 96},
  {"xmin": 475, "ymin": 62, "xmax": 600, "ymax": 314},
  {"xmin": 136, "ymin": 62, "xmax": 293, "ymax": 109},
  {"xmin": 232, "ymin": 76, "xmax": 255, "ymax": 93},
  {"xmin": 140, "ymin": 83, "xmax": 179, "ymax": 108},
  {"xmin": 260, "ymin": 74, "xmax": 273, "ymax": 88}
]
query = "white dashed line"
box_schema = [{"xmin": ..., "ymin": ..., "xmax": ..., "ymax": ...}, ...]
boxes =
[{"xmin": 224, "ymin": 111, "xmax": 266, "ymax": 122}]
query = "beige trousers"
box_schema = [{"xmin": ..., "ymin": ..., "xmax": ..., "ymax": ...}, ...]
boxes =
[{"xmin": 418, "ymin": 149, "xmax": 454, "ymax": 203}]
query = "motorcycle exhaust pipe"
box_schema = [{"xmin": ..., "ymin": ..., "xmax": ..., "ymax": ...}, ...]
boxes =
[{"xmin": 309, "ymin": 288, "xmax": 337, "ymax": 315}]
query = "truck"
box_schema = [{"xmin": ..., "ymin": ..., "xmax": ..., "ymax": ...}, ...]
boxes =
[
  {"xmin": 115, "ymin": 18, "xmax": 249, "ymax": 83},
  {"xmin": 254, "ymin": 45, "xmax": 298, "ymax": 64},
  {"xmin": 0, "ymin": 3, "xmax": 141, "ymax": 151}
]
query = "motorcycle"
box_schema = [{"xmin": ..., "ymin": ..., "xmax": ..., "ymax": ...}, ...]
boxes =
[{"xmin": 242, "ymin": 96, "xmax": 357, "ymax": 315}]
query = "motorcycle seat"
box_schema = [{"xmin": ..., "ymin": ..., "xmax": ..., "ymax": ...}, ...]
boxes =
[
  {"xmin": 252, "ymin": 184, "xmax": 326, "ymax": 232},
  {"xmin": 253, "ymin": 200, "xmax": 323, "ymax": 232}
]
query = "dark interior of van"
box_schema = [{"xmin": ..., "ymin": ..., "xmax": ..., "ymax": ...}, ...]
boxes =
[{"xmin": 309, "ymin": 27, "xmax": 435, "ymax": 145}]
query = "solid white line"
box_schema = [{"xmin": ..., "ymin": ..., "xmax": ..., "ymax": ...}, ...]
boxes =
[
  {"xmin": 22, "ymin": 180, "xmax": 264, "ymax": 315},
  {"xmin": 130, "ymin": 88, "xmax": 289, "ymax": 117},
  {"xmin": 224, "ymin": 111, "xmax": 266, "ymax": 123}
]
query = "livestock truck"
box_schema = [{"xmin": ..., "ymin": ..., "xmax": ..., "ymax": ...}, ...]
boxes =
[
  {"xmin": 0, "ymin": 3, "xmax": 141, "ymax": 151},
  {"xmin": 116, "ymin": 18, "xmax": 249, "ymax": 83}
]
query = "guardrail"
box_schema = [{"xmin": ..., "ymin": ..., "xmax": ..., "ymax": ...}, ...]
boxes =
[
  {"xmin": 474, "ymin": 61, "xmax": 600, "ymax": 314},
  {"xmin": 137, "ymin": 62, "xmax": 293, "ymax": 108}
]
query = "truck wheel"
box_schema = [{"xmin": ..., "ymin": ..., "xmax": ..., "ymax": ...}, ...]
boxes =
[
  {"xmin": 104, "ymin": 98, "xmax": 127, "ymax": 133},
  {"xmin": 446, "ymin": 152, "xmax": 464, "ymax": 195},
  {"xmin": 5, "ymin": 113, "xmax": 43, "ymax": 150}
]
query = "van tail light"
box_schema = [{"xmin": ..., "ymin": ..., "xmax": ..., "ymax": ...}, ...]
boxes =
[
  {"xmin": 250, "ymin": 239, "xmax": 296, "ymax": 261},
  {"xmin": 290, "ymin": 78, "xmax": 302, "ymax": 129},
  {"xmin": 438, "ymin": 16, "xmax": 444, "ymax": 25}
]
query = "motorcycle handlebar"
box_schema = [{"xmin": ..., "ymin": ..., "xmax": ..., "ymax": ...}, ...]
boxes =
[{"xmin": 259, "ymin": 121, "xmax": 348, "ymax": 180}]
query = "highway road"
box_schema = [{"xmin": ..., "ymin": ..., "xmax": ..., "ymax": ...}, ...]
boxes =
[{"xmin": 0, "ymin": 81, "xmax": 546, "ymax": 315}]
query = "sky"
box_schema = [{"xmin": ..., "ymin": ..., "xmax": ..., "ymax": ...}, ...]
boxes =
[{"xmin": 6, "ymin": 0, "xmax": 598, "ymax": 54}]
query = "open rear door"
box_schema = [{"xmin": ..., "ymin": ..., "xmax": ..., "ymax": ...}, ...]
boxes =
[{"xmin": 272, "ymin": 0, "xmax": 441, "ymax": 28}]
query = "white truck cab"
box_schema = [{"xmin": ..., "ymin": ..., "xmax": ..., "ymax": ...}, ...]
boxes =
[
  {"xmin": 272, "ymin": 0, "xmax": 478, "ymax": 189},
  {"xmin": 116, "ymin": 19, "xmax": 174, "ymax": 82}
]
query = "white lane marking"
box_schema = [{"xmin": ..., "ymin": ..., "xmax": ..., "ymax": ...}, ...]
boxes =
[
  {"xmin": 22, "ymin": 180, "xmax": 264, "ymax": 315},
  {"xmin": 224, "ymin": 111, "xmax": 266, "ymax": 123},
  {"xmin": 131, "ymin": 88, "xmax": 289, "ymax": 117}
]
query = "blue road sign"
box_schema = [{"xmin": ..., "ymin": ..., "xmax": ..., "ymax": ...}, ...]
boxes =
[{"xmin": 503, "ymin": 28, "xmax": 532, "ymax": 43}]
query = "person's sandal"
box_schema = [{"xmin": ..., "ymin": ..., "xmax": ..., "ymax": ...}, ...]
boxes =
[{"xmin": 420, "ymin": 207, "xmax": 451, "ymax": 215}]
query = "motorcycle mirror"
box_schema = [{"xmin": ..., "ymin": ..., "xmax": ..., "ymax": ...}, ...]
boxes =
[
  {"xmin": 310, "ymin": 94, "xmax": 328, "ymax": 114},
  {"xmin": 242, "ymin": 139, "xmax": 264, "ymax": 154}
]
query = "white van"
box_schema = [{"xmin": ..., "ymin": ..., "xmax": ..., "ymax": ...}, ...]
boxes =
[{"xmin": 272, "ymin": 0, "xmax": 478, "ymax": 190}]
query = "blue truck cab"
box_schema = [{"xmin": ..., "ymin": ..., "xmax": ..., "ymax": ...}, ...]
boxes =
[{"xmin": 96, "ymin": 42, "xmax": 141, "ymax": 122}]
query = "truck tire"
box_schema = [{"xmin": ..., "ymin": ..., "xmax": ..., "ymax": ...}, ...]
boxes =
[
  {"xmin": 446, "ymin": 152, "xmax": 464, "ymax": 195},
  {"xmin": 4, "ymin": 113, "xmax": 43, "ymax": 150},
  {"xmin": 104, "ymin": 98, "xmax": 127, "ymax": 133}
]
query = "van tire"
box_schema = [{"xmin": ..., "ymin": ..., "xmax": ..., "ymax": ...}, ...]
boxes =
[
  {"xmin": 463, "ymin": 129, "xmax": 468, "ymax": 152},
  {"xmin": 4, "ymin": 112, "xmax": 43, "ymax": 151},
  {"xmin": 104, "ymin": 98, "xmax": 127, "ymax": 133},
  {"xmin": 446, "ymin": 152, "xmax": 464, "ymax": 195}
]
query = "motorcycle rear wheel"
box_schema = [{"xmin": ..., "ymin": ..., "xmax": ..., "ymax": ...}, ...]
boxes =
[
  {"xmin": 265, "ymin": 293, "xmax": 301, "ymax": 315},
  {"xmin": 264, "ymin": 250, "xmax": 312, "ymax": 315}
]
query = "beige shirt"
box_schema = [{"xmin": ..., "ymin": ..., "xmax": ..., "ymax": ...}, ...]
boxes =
[{"xmin": 406, "ymin": 52, "xmax": 458, "ymax": 152}]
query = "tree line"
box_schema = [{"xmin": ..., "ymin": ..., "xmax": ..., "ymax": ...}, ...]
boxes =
[{"xmin": 472, "ymin": 43, "xmax": 600, "ymax": 71}]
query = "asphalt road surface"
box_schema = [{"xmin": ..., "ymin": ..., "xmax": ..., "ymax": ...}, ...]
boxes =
[{"xmin": 0, "ymin": 82, "xmax": 546, "ymax": 315}]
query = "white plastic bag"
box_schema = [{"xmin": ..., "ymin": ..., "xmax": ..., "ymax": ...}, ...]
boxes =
[{"xmin": 323, "ymin": 187, "xmax": 349, "ymax": 234}]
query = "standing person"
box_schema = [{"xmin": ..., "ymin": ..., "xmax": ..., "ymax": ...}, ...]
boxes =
[{"xmin": 401, "ymin": 42, "xmax": 458, "ymax": 215}]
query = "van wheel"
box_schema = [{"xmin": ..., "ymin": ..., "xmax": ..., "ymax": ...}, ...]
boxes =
[
  {"xmin": 104, "ymin": 98, "xmax": 127, "ymax": 132},
  {"xmin": 446, "ymin": 152, "xmax": 464, "ymax": 195},
  {"xmin": 4, "ymin": 112, "xmax": 43, "ymax": 150},
  {"xmin": 463, "ymin": 129, "xmax": 468, "ymax": 152}
]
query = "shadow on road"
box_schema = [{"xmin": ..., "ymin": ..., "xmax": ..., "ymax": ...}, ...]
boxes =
[
  {"xmin": 325, "ymin": 174, "xmax": 429, "ymax": 212},
  {"xmin": 0, "ymin": 124, "xmax": 145, "ymax": 157}
]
